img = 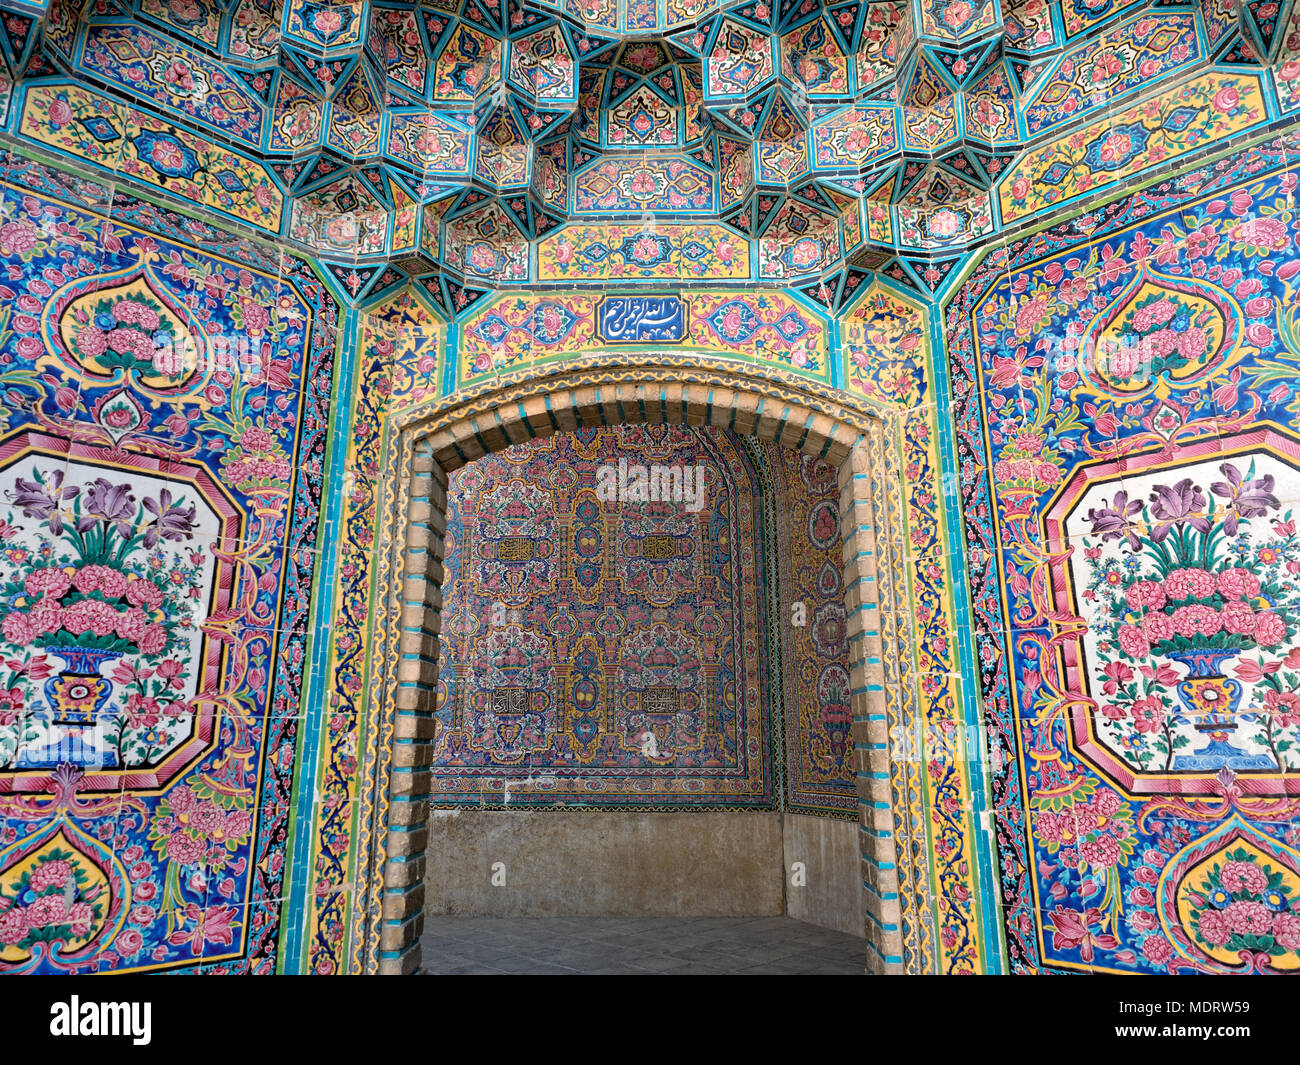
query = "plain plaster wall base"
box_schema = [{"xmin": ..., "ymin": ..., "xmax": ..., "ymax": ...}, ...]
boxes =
[{"xmin": 424, "ymin": 809, "xmax": 864, "ymax": 936}]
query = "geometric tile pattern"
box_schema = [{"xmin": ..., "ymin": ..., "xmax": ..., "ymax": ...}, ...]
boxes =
[{"xmin": 3, "ymin": 0, "xmax": 1295, "ymax": 310}]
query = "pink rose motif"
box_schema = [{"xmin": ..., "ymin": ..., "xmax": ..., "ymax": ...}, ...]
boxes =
[
  {"xmin": 1212, "ymin": 86, "xmax": 1240, "ymax": 113},
  {"xmin": 943, "ymin": 0, "xmax": 973, "ymax": 29},
  {"xmin": 49, "ymin": 98, "xmax": 73, "ymax": 126},
  {"xmin": 1141, "ymin": 935, "xmax": 1174, "ymax": 965},
  {"xmin": 1011, "ymin": 177, "xmax": 1031, "ymax": 200},
  {"xmin": 1246, "ymin": 322, "xmax": 1274, "ymax": 348},
  {"xmin": 313, "ymin": 9, "xmax": 343, "ymax": 34},
  {"xmin": 116, "ymin": 928, "xmax": 143, "ymax": 956}
]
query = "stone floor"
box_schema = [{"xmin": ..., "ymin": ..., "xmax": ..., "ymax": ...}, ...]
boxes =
[{"xmin": 418, "ymin": 916, "xmax": 867, "ymax": 974}]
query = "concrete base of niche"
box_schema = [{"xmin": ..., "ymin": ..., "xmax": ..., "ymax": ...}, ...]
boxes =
[{"xmin": 423, "ymin": 810, "xmax": 865, "ymax": 938}]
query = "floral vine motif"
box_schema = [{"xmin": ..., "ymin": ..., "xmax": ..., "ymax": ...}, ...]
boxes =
[
  {"xmin": 145, "ymin": 778, "xmax": 252, "ymax": 942},
  {"xmin": 1083, "ymin": 460, "xmax": 1299, "ymax": 772},
  {"xmin": 0, "ymin": 465, "xmax": 203, "ymax": 769}
]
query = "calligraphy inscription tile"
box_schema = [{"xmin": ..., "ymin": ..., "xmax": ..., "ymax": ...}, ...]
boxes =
[
  {"xmin": 598, "ymin": 295, "xmax": 688, "ymax": 343},
  {"xmin": 490, "ymin": 688, "xmax": 529, "ymax": 715},
  {"xmin": 644, "ymin": 687, "xmax": 681, "ymax": 714},
  {"xmin": 642, "ymin": 534, "xmax": 678, "ymax": 559},
  {"xmin": 496, "ymin": 536, "xmax": 535, "ymax": 562}
]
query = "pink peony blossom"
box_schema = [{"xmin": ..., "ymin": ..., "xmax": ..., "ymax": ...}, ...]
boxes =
[
  {"xmin": 1217, "ymin": 568, "xmax": 1262, "ymax": 600},
  {"xmin": 74, "ymin": 564, "xmax": 128, "ymax": 599},
  {"xmin": 1141, "ymin": 612, "xmax": 1175, "ymax": 642},
  {"xmin": 1126, "ymin": 580, "xmax": 1167, "ymax": 611},
  {"xmin": 138, "ymin": 624, "xmax": 167, "ymax": 655},
  {"xmin": 115, "ymin": 607, "xmax": 148, "ymax": 642},
  {"xmin": 1118, "ymin": 624, "xmax": 1150, "ymax": 657},
  {"xmin": 1080, "ymin": 834, "xmax": 1123, "ymax": 868},
  {"xmin": 165, "ymin": 831, "xmax": 205, "ymax": 865},
  {"xmin": 1273, "ymin": 912, "xmax": 1300, "ymax": 952},
  {"xmin": 28, "ymin": 859, "xmax": 72, "ymax": 892},
  {"xmin": 0, "ymin": 612, "xmax": 32, "ymax": 645},
  {"xmin": 1220, "ymin": 599, "xmax": 1256, "ymax": 635},
  {"xmin": 126, "ymin": 578, "xmax": 164, "ymax": 609},
  {"xmin": 241, "ymin": 426, "xmax": 273, "ymax": 452},
  {"xmin": 0, "ymin": 906, "xmax": 29, "ymax": 944},
  {"xmin": 1255, "ymin": 612, "xmax": 1287, "ymax": 647},
  {"xmin": 26, "ymin": 894, "xmax": 70, "ymax": 928},
  {"xmin": 76, "ymin": 325, "xmax": 108, "ymax": 357},
  {"xmin": 28, "ymin": 599, "xmax": 62, "ymax": 635},
  {"xmin": 1220, "ymin": 860, "xmax": 1269, "ymax": 894},
  {"xmin": 1172, "ymin": 604, "xmax": 1222, "ymax": 638},
  {"xmin": 1169, "ymin": 567, "xmax": 1219, "ymax": 600},
  {"xmin": 24, "ymin": 567, "xmax": 71, "ymax": 599},
  {"xmin": 1224, "ymin": 900, "xmax": 1274, "ymax": 935},
  {"xmin": 1197, "ymin": 908, "xmax": 1232, "ymax": 947}
]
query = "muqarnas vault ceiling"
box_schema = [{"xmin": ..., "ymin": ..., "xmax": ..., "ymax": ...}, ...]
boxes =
[{"xmin": 0, "ymin": 0, "xmax": 1296, "ymax": 312}]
